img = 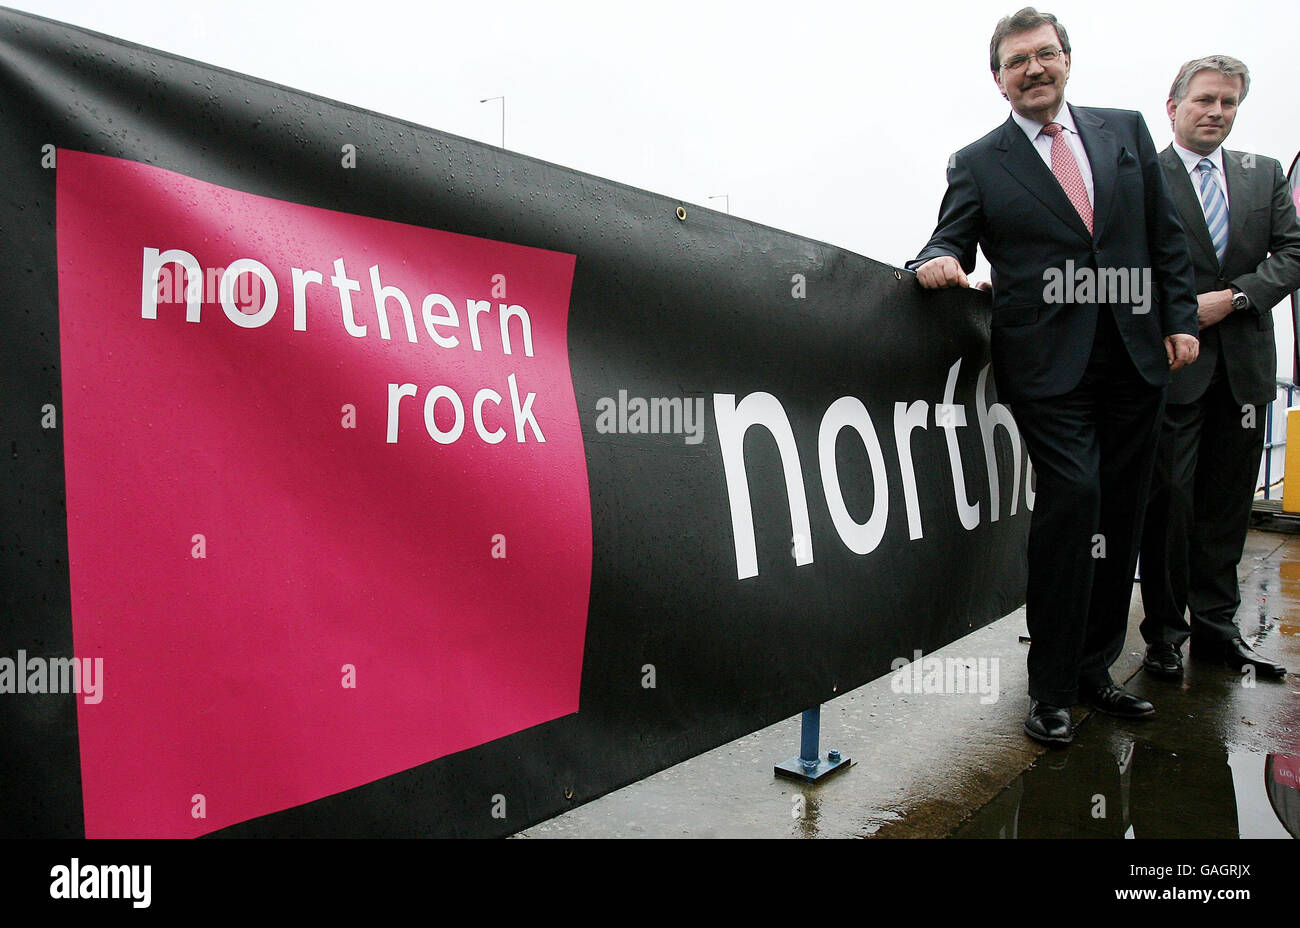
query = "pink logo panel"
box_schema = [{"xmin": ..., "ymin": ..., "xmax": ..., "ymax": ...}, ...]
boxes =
[{"xmin": 56, "ymin": 150, "xmax": 591, "ymax": 837}]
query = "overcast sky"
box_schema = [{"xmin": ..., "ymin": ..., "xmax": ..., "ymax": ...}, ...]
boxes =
[
  {"xmin": 7, "ymin": 0, "xmax": 1299, "ymax": 359},
  {"xmin": 8, "ymin": 0, "xmax": 1296, "ymax": 259}
]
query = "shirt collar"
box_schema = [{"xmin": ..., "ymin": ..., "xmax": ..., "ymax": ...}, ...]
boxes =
[
  {"xmin": 1010, "ymin": 100, "xmax": 1079, "ymax": 143},
  {"xmin": 1173, "ymin": 140, "xmax": 1225, "ymax": 176}
]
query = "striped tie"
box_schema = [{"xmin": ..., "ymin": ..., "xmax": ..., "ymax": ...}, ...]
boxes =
[{"xmin": 1197, "ymin": 158, "xmax": 1228, "ymax": 264}]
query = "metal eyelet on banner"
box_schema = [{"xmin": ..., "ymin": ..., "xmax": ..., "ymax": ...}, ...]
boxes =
[{"xmin": 675, "ymin": 206, "xmax": 687, "ymax": 221}]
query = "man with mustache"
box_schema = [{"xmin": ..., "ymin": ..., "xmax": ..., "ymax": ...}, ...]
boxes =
[
  {"xmin": 1139, "ymin": 55, "xmax": 1300, "ymax": 682},
  {"xmin": 911, "ymin": 7, "xmax": 1200, "ymax": 745}
]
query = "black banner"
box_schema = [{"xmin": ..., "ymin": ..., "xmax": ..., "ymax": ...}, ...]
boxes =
[{"xmin": 0, "ymin": 7, "xmax": 1028, "ymax": 838}]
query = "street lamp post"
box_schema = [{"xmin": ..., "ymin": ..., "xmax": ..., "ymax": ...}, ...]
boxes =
[{"xmin": 479, "ymin": 95, "xmax": 505, "ymax": 148}]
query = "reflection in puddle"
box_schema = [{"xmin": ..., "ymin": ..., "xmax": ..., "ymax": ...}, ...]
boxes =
[
  {"xmin": 1275, "ymin": 560, "xmax": 1300, "ymax": 636},
  {"xmin": 955, "ymin": 743, "xmax": 1298, "ymax": 838},
  {"xmin": 1265, "ymin": 755, "xmax": 1300, "ymax": 837}
]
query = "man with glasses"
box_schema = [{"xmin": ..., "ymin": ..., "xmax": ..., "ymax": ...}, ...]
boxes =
[
  {"xmin": 910, "ymin": 7, "xmax": 1200, "ymax": 745},
  {"xmin": 1139, "ymin": 56, "xmax": 1300, "ymax": 683}
]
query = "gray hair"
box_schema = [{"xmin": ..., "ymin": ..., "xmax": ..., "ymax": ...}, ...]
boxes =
[
  {"xmin": 1169, "ymin": 55, "xmax": 1250, "ymax": 104},
  {"xmin": 989, "ymin": 7, "xmax": 1071, "ymax": 74}
]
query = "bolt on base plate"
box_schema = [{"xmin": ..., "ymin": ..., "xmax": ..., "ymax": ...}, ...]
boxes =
[{"xmin": 774, "ymin": 752, "xmax": 852, "ymax": 784}]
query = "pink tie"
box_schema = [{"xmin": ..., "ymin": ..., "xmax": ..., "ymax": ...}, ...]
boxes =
[{"xmin": 1041, "ymin": 122, "xmax": 1093, "ymax": 234}]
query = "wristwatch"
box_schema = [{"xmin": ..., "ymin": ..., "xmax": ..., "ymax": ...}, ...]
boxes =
[{"xmin": 1231, "ymin": 288, "xmax": 1251, "ymax": 312}]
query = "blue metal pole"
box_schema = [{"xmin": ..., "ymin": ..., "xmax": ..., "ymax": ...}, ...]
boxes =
[
  {"xmin": 800, "ymin": 707, "xmax": 820, "ymax": 771},
  {"xmin": 774, "ymin": 703, "xmax": 849, "ymax": 782}
]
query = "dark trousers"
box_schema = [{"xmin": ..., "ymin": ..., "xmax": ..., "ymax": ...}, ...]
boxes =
[
  {"xmin": 1009, "ymin": 310, "xmax": 1165, "ymax": 706},
  {"xmin": 1139, "ymin": 347, "xmax": 1266, "ymax": 647}
]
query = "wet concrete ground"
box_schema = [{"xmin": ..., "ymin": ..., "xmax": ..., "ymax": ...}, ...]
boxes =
[{"xmin": 518, "ymin": 525, "xmax": 1300, "ymax": 838}]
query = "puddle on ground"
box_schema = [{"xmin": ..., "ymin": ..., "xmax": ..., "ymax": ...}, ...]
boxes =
[
  {"xmin": 954, "ymin": 742, "xmax": 1297, "ymax": 838},
  {"xmin": 955, "ymin": 530, "xmax": 1300, "ymax": 838}
]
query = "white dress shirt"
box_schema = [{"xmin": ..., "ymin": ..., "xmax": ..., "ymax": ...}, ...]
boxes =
[
  {"xmin": 1172, "ymin": 141, "xmax": 1229, "ymax": 222},
  {"xmin": 1010, "ymin": 102, "xmax": 1096, "ymax": 206}
]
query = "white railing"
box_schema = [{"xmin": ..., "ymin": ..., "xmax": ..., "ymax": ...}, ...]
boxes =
[{"xmin": 1259, "ymin": 380, "xmax": 1296, "ymax": 501}]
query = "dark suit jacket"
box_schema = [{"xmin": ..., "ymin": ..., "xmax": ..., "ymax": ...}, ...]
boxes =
[
  {"xmin": 1161, "ymin": 146, "xmax": 1300, "ymax": 406},
  {"xmin": 914, "ymin": 105, "xmax": 1199, "ymax": 402}
]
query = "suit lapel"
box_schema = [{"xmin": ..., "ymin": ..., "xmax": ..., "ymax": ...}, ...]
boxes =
[
  {"xmin": 1222, "ymin": 149, "xmax": 1251, "ymax": 267},
  {"xmin": 994, "ymin": 116, "xmax": 1092, "ymax": 242},
  {"xmin": 1071, "ymin": 106, "xmax": 1116, "ymax": 243},
  {"xmin": 1161, "ymin": 145, "xmax": 1219, "ymax": 269}
]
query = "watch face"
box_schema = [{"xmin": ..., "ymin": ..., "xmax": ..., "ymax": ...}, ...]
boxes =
[{"xmin": 1233, "ymin": 292, "xmax": 1249, "ymax": 310}]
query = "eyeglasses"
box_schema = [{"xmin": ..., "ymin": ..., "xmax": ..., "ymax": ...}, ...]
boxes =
[{"xmin": 1000, "ymin": 46, "xmax": 1064, "ymax": 72}]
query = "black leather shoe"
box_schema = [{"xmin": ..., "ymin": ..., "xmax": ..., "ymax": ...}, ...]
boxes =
[
  {"xmin": 1080, "ymin": 684, "xmax": 1155, "ymax": 719},
  {"xmin": 1024, "ymin": 701, "xmax": 1073, "ymax": 745},
  {"xmin": 1191, "ymin": 637, "xmax": 1287, "ymax": 678},
  {"xmin": 1143, "ymin": 641, "xmax": 1184, "ymax": 680}
]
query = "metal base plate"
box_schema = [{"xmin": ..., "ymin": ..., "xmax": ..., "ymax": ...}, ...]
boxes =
[{"xmin": 773, "ymin": 754, "xmax": 852, "ymax": 784}]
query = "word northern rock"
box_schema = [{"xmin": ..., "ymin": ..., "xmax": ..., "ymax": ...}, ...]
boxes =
[{"xmin": 140, "ymin": 249, "xmax": 550, "ymax": 447}]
